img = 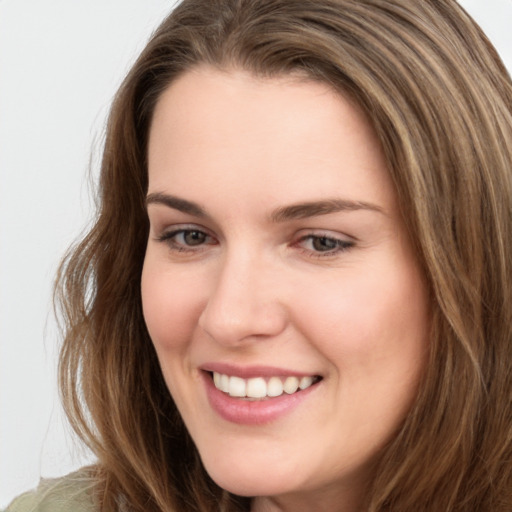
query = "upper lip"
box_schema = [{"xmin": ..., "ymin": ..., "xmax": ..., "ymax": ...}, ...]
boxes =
[{"xmin": 200, "ymin": 362, "xmax": 320, "ymax": 379}]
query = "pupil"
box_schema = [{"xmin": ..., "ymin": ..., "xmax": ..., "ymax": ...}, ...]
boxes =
[
  {"xmin": 313, "ymin": 237, "xmax": 336, "ymax": 251},
  {"xmin": 185, "ymin": 231, "xmax": 205, "ymax": 246}
]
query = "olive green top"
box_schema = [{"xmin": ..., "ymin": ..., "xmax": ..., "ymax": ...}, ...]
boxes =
[{"xmin": 3, "ymin": 471, "xmax": 96, "ymax": 512}]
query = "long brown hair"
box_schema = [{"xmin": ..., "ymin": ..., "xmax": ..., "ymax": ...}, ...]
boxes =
[{"xmin": 56, "ymin": 1, "xmax": 512, "ymax": 510}]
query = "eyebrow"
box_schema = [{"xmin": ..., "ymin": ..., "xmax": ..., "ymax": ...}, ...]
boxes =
[
  {"xmin": 146, "ymin": 192, "xmax": 384, "ymax": 221},
  {"xmin": 146, "ymin": 192, "xmax": 206, "ymax": 217},
  {"xmin": 270, "ymin": 198, "xmax": 384, "ymax": 222}
]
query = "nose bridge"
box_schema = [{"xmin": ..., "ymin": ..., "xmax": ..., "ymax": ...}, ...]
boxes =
[{"xmin": 198, "ymin": 245, "xmax": 286, "ymax": 345}]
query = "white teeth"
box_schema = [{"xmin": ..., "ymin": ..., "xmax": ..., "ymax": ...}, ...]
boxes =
[
  {"xmin": 228, "ymin": 376, "xmax": 246, "ymax": 397},
  {"xmin": 212, "ymin": 372, "xmax": 317, "ymax": 399},
  {"xmin": 299, "ymin": 376, "xmax": 313, "ymax": 390},
  {"xmin": 246, "ymin": 377, "xmax": 267, "ymax": 398},
  {"xmin": 283, "ymin": 376, "xmax": 299, "ymax": 394},
  {"xmin": 220, "ymin": 373, "xmax": 230, "ymax": 393},
  {"xmin": 267, "ymin": 376, "xmax": 284, "ymax": 397}
]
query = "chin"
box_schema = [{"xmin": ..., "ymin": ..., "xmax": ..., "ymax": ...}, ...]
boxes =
[{"xmin": 201, "ymin": 454, "xmax": 302, "ymax": 498}]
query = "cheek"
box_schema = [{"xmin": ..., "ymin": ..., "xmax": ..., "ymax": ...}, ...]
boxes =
[
  {"xmin": 141, "ymin": 261, "xmax": 204, "ymax": 352},
  {"xmin": 292, "ymin": 263, "xmax": 429, "ymax": 376}
]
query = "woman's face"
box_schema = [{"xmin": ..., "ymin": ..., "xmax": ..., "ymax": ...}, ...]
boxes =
[{"xmin": 142, "ymin": 67, "xmax": 430, "ymax": 510}]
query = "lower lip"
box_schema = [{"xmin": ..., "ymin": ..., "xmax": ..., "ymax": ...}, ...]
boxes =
[{"xmin": 202, "ymin": 372, "xmax": 319, "ymax": 425}]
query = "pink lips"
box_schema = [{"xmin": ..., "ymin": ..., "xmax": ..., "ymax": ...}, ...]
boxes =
[
  {"xmin": 200, "ymin": 364, "xmax": 320, "ymax": 425},
  {"xmin": 202, "ymin": 362, "xmax": 316, "ymax": 379}
]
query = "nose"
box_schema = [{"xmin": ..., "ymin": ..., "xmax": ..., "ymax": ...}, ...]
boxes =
[{"xmin": 198, "ymin": 251, "xmax": 288, "ymax": 346}]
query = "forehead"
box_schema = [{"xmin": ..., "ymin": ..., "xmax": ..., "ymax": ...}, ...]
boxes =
[{"xmin": 147, "ymin": 66, "xmax": 396, "ymax": 215}]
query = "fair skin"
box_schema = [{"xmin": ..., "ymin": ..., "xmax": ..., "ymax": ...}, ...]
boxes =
[{"xmin": 141, "ymin": 66, "xmax": 430, "ymax": 512}]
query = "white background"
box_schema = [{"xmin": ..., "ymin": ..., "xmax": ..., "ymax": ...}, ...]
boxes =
[{"xmin": 0, "ymin": 0, "xmax": 511, "ymax": 508}]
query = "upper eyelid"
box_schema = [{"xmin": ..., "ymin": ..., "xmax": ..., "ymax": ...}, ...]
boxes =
[
  {"xmin": 296, "ymin": 233, "xmax": 355, "ymax": 247},
  {"xmin": 146, "ymin": 203, "xmax": 215, "ymax": 235},
  {"xmin": 294, "ymin": 228, "xmax": 357, "ymax": 242},
  {"xmin": 152, "ymin": 221, "xmax": 356, "ymax": 246},
  {"xmin": 153, "ymin": 222, "xmax": 214, "ymax": 236},
  {"xmin": 161, "ymin": 227, "xmax": 211, "ymax": 237},
  {"xmin": 297, "ymin": 233, "xmax": 353, "ymax": 243}
]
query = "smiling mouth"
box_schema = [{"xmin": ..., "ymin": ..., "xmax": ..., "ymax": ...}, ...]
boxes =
[{"xmin": 210, "ymin": 371, "xmax": 322, "ymax": 400}]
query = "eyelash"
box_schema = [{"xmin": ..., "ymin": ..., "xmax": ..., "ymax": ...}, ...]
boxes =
[{"xmin": 156, "ymin": 227, "xmax": 354, "ymax": 257}]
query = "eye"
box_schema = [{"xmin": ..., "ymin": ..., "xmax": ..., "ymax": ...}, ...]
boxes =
[
  {"xmin": 177, "ymin": 230, "xmax": 208, "ymax": 246},
  {"xmin": 157, "ymin": 227, "xmax": 217, "ymax": 253},
  {"xmin": 296, "ymin": 234, "xmax": 354, "ymax": 257}
]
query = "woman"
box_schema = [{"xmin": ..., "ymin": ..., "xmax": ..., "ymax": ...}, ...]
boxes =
[{"xmin": 7, "ymin": 0, "xmax": 512, "ymax": 511}]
